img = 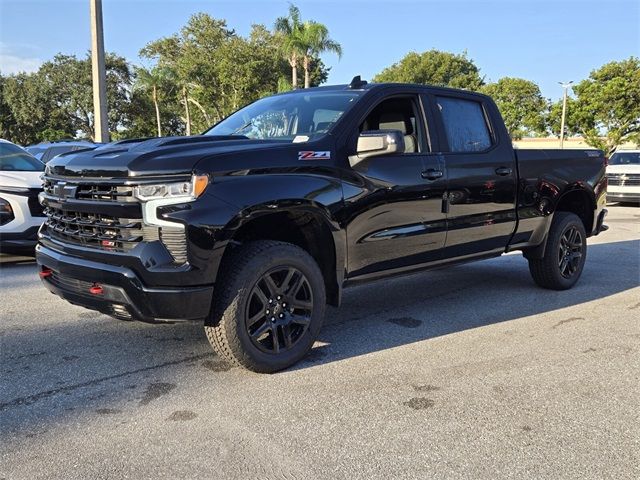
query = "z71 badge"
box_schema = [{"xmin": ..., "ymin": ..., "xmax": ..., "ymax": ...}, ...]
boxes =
[{"xmin": 298, "ymin": 151, "xmax": 331, "ymax": 160}]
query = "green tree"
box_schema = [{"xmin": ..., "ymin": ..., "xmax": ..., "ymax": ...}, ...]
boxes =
[
  {"xmin": 274, "ymin": 4, "xmax": 305, "ymax": 89},
  {"xmin": 299, "ymin": 21, "xmax": 341, "ymax": 88},
  {"xmin": 140, "ymin": 13, "xmax": 328, "ymax": 131},
  {"xmin": 2, "ymin": 70, "xmax": 74, "ymax": 144},
  {"xmin": 481, "ymin": 77, "xmax": 546, "ymax": 139},
  {"xmin": 373, "ymin": 49, "xmax": 484, "ymax": 90},
  {"xmin": 571, "ymin": 57, "xmax": 640, "ymax": 155},
  {"xmin": 37, "ymin": 53, "xmax": 133, "ymax": 140},
  {"xmin": 133, "ymin": 66, "xmax": 176, "ymax": 137},
  {"xmin": 546, "ymin": 97, "xmax": 581, "ymax": 138}
]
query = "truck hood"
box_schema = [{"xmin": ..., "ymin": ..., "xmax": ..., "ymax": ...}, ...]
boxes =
[
  {"xmin": 0, "ymin": 170, "xmax": 44, "ymax": 189},
  {"xmin": 45, "ymin": 135, "xmax": 290, "ymax": 179}
]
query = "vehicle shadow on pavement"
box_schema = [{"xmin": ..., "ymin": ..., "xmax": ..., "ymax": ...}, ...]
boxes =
[
  {"xmin": 293, "ymin": 238, "xmax": 640, "ymax": 370},
  {"xmin": 0, "ymin": 239, "xmax": 638, "ymax": 434}
]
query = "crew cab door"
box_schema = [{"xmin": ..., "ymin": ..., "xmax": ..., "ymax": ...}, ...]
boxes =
[
  {"xmin": 342, "ymin": 94, "xmax": 447, "ymax": 279},
  {"xmin": 429, "ymin": 93, "xmax": 517, "ymax": 256}
]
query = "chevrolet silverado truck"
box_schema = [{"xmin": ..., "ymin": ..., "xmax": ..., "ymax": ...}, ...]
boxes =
[{"xmin": 36, "ymin": 77, "xmax": 608, "ymax": 372}]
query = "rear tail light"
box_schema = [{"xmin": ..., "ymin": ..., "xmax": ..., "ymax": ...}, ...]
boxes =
[{"xmin": 89, "ymin": 283, "xmax": 104, "ymax": 295}]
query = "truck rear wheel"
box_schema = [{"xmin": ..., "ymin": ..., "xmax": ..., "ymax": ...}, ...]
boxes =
[
  {"xmin": 205, "ymin": 240, "xmax": 326, "ymax": 373},
  {"xmin": 528, "ymin": 212, "xmax": 587, "ymax": 290}
]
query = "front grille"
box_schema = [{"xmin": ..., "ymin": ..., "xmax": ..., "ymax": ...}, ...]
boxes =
[
  {"xmin": 45, "ymin": 206, "xmax": 143, "ymax": 252},
  {"xmin": 27, "ymin": 192, "xmax": 45, "ymax": 217},
  {"xmin": 43, "ymin": 180, "xmax": 135, "ymax": 202},
  {"xmin": 607, "ymin": 173, "xmax": 640, "ymax": 186},
  {"xmin": 42, "ymin": 177, "xmax": 189, "ymax": 263}
]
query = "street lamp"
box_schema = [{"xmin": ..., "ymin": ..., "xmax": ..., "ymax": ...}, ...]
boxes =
[{"xmin": 559, "ymin": 81, "xmax": 573, "ymax": 149}]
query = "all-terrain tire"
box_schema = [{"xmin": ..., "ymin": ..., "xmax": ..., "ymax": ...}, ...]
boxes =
[
  {"xmin": 528, "ymin": 212, "xmax": 587, "ymax": 290},
  {"xmin": 204, "ymin": 240, "xmax": 326, "ymax": 373}
]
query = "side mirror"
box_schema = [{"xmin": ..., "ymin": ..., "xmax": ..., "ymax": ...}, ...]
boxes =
[{"xmin": 348, "ymin": 130, "xmax": 405, "ymax": 168}]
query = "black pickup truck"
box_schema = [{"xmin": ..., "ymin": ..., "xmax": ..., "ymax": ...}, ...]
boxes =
[{"xmin": 36, "ymin": 77, "xmax": 608, "ymax": 372}]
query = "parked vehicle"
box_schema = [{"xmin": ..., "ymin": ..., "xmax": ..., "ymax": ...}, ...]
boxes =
[
  {"xmin": 606, "ymin": 150, "xmax": 640, "ymax": 204},
  {"xmin": 36, "ymin": 78, "xmax": 608, "ymax": 372},
  {"xmin": 0, "ymin": 139, "xmax": 46, "ymax": 253},
  {"xmin": 26, "ymin": 140, "xmax": 97, "ymax": 163}
]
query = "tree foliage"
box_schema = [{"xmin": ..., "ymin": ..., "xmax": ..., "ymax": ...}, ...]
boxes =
[
  {"xmin": 0, "ymin": 10, "xmax": 332, "ymax": 145},
  {"xmin": 481, "ymin": 77, "xmax": 546, "ymax": 139},
  {"xmin": 140, "ymin": 13, "xmax": 329, "ymax": 133},
  {"xmin": 299, "ymin": 21, "xmax": 341, "ymax": 88},
  {"xmin": 1, "ymin": 53, "xmax": 133, "ymax": 144},
  {"xmin": 571, "ymin": 57, "xmax": 640, "ymax": 154},
  {"xmin": 546, "ymin": 97, "xmax": 581, "ymax": 138},
  {"xmin": 373, "ymin": 49, "xmax": 484, "ymax": 90}
]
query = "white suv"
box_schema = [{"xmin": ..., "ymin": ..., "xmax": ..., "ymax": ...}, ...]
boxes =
[
  {"xmin": 607, "ymin": 150, "xmax": 640, "ymax": 204},
  {"xmin": 0, "ymin": 139, "xmax": 47, "ymax": 253}
]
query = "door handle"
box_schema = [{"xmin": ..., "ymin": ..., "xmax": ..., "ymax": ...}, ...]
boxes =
[
  {"xmin": 421, "ymin": 169, "xmax": 443, "ymax": 180},
  {"xmin": 495, "ymin": 167, "xmax": 513, "ymax": 176}
]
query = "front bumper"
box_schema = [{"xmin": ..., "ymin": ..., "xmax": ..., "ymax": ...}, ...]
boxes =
[
  {"xmin": 0, "ymin": 226, "xmax": 40, "ymax": 250},
  {"xmin": 607, "ymin": 193, "xmax": 640, "ymax": 203},
  {"xmin": 36, "ymin": 244, "xmax": 214, "ymax": 322}
]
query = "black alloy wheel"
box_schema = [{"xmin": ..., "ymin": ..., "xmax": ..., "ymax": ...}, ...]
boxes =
[
  {"xmin": 557, "ymin": 225, "xmax": 584, "ymax": 279},
  {"xmin": 245, "ymin": 266, "xmax": 313, "ymax": 354},
  {"xmin": 528, "ymin": 212, "xmax": 588, "ymax": 290},
  {"xmin": 205, "ymin": 240, "xmax": 326, "ymax": 373}
]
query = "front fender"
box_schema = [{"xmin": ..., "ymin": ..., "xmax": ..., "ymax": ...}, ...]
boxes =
[{"xmin": 165, "ymin": 172, "xmax": 347, "ymax": 288}]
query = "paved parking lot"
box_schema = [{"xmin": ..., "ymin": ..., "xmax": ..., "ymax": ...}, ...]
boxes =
[{"xmin": 1, "ymin": 205, "xmax": 638, "ymax": 479}]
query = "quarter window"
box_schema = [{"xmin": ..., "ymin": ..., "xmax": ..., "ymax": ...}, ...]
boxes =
[{"xmin": 436, "ymin": 96, "xmax": 492, "ymax": 152}]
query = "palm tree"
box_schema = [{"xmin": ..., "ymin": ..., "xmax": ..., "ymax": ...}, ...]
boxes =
[
  {"xmin": 274, "ymin": 4, "xmax": 305, "ymax": 89},
  {"xmin": 134, "ymin": 66, "xmax": 175, "ymax": 137},
  {"xmin": 299, "ymin": 21, "xmax": 342, "ymax": 88}
]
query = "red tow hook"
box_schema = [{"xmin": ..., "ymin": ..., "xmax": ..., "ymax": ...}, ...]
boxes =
[
  {"xmin": 39, "ymin": 267, "xmax": 52, "ymax": 279},
  {"xmin": 89, "ymin": 283, "xmax": 104, "ymax": 295}
]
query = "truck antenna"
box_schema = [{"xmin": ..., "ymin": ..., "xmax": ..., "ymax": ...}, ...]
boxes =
[{"xmin": 349, "ymin": 75, "xmax": 367, "ymax": 89}]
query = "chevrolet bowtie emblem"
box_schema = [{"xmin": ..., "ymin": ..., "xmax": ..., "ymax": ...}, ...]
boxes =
[{"xmin": 53, "ymin": 182, "xmax": 78, "ymax": 199}]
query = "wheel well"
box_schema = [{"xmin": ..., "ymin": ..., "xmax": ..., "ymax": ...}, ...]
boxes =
[
  {"xmin": 225, "ymin": 211, "xmax": 339, "ymax": 306},
  {"xmin": 555, "ymin": 190, "xmax": 594, "ymax": 235}
]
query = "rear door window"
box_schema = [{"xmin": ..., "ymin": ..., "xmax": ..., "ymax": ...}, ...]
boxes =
[{"xmin": 436, "ymin": 96, "xmax": 492, "ymax": 152}]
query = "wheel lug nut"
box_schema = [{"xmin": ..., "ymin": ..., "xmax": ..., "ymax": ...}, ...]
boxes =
[
  {"xmin": 282, "ymin": 303, "xmax": 287, "ymax": 307},
  {"xmin": 269, "ymin": 299, "xmax": 273, "ymax": 304},
  {"xmin": 266, "ymin": 310, "xmax": 270, "ymax": 314},
  {"xmin": 279, "ymin": 313, "xmax": 284, "ymax": 318},
  {"xmin": 271, "ymin": 317, "xmax": 276, "ymax": 322}
]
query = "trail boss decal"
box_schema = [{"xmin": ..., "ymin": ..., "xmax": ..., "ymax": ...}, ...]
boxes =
[{"xmin": 298, "ymin": 151, "xmax": 331, "ymax": 160}]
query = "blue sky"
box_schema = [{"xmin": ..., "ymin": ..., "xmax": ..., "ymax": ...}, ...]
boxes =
[{"xmin": 0, "ymin": 0, "xmax": 638, "ymax": 101}]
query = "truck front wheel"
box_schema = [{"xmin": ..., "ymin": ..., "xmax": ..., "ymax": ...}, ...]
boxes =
[
  {"xmin": 528, "ymin": 212, "xmax": 587, "ymax": 290},
  {"xmin": 205, "ymin": 240, "xmax": 326, "ymax": 373}
]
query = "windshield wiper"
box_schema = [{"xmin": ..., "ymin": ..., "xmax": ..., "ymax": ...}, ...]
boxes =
[{"xmin": 231, "ymin": 121, "xmax": 253, "ymax": 135}]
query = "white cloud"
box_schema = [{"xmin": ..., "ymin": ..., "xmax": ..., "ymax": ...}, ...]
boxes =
[
  {"xmin": 0, "ymin": 53, "xmax": 42, "ymax": 74},
  {"xmin": 0, "ymin": 42, "xmax": 42, "ymax": 75}
]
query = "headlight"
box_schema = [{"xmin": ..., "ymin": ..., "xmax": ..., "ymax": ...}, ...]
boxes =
[
  {"xmin": 0, "ymin": 198, "xmax": 14, "ymax": 226},
  {"xmin": 134, "ymin": 174, "xmax": 209, "ymax": 202}
]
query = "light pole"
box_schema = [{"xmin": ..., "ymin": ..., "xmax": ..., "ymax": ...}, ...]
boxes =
[
  {"xmin": 90, "ymin": 0, "xmax": 109, "ymax": 142},
  {"xmin": 559, "ymin": 81, "xmax": 573, "ymax": 149}
]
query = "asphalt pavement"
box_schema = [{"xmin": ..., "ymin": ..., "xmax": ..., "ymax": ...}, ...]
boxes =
[{"xmin": 1, "ymin": 205, "xmax": 638, "ymax": 479}]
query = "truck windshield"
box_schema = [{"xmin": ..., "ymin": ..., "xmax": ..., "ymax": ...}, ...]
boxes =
[
  {"xmin": 0, "ymin": 143, "xmax": 44, "ymax": 171},
  {"xmin": 205, "ymin": 91, "xmax": 361, "ymax": 142},
  {"xmin": 609, "ymin": 152, "xmax": 640, "ymax": 165}
]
